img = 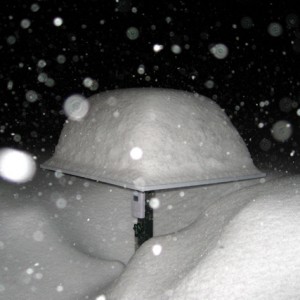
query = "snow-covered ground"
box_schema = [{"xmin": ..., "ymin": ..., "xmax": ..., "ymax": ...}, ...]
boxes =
[{"xmin": 1, "ymin": 164, "xmax": 300, "ymax": 300}]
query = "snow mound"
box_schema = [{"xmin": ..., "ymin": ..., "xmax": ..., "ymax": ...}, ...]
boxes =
[
  {"xmin": 2, "ymin": 166, "xmax": 299, "ymax": 299},
  {"xmin": 105, "ymin": 175, "xmax": 300, "ymax": 300},
  {"xmin": 42, "ymin": 88, "xmax": 263, "ymax": 190},
  {"xmin": 0, "ymin": 202, "xmax": 124, "ymax": 300},
  {"xmin": 172, "ymin": 176, "xmax": 300, "ymax": 300}
]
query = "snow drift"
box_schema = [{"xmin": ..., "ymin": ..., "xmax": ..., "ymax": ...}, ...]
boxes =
[
  {"xmin": 42, "ymin": 88, "xmax": 263, "ymax": 191},
  {"xmin": 105, "ymin": 175, "xmax": 300, "ymax": 300},
  {"xmin": 2, "ymin": 169, "xmax": 299, "ymax": 299}
]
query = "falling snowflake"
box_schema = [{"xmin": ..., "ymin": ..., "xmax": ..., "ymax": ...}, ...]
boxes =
[
  {"xmin": 209, "ymin": 43, "xmax": 229, "ymax": 59},
  {"xmin": 130, "ymin": 147, "xmax": 143, "ymax": 160},
  {"xmin": 53, "ymin": 17, "xmax": 63, "ymax": 27},
  {"xmin": 152, "ymin": 244, "xmax": 162, "ymax": 256},
  {"xmin": 56, "ymin": 284, "xmax": 64, "ymax": 292},
  {"xmin": 64, "ymin": 95, "xmax": 89, "ymax": 121},
  {"xmin": 267, "ymin": 22, "xmax": 283, "ymax": 37},
  {"xmin": 171, "ymin": 44, "xmax": 182, "ymax": 54},
  {"xmin": 126, "ymin": 27, "xmax": 139, "ymax": 40},
  {"xmin": 0, "ymin": 148, "xmax": 36, "ymax": 183},
  {"xmin": 149, "ymin": 198, "xmax": 160, "ymax": 209},
  {"xmin": 271, "ymin": 120, "xmax": 292, "ymax": 142}
]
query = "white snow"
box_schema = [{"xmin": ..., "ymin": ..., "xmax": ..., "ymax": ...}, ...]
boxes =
[
  {"xmin": 0, "ymin": 148, "xmax": 36, "ymax": 183},
  {"xmin": 1, "ymin": 151, "xmax": 300, "ymax": 299},
  {"xmin": 104, "ymin": 174, "xmax": 300, "ymax": 300},
  {"xmin": 0, "ymin": 173, "xmax": 125, "ymax": 300},
  {"xmin": 42, "ymin": 88, "xmax": 263, "ymax": 190},
  {"xmin": 53, "ymin": 17, "xmax": 63, "ymax": 27},
  {"xmin": 153, "ymin": 44, "xmax": 164, "ymax": 52},
  {"xmin": 1, "ymin": 88, "xmax": 299, "ymax": 300}
]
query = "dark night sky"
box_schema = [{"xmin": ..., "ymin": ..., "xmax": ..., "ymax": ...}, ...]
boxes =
[{"xmin": 1, "ymin": 0, "xmax": 300, "ymax": 170}]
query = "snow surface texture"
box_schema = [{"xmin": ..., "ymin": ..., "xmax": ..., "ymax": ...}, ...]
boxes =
[
  {"xmin": 106, "ymin": 175, "xmax": 300, "ymax": 300},
  {"xmin": 0, "ymin": 178, "xmax": 125, "ymax": 300},
  {"xmin": 42, "ymin": 88, "xmax": 263, "ymax": 190},
  {"xmin": 2, "ymin": 165, "xmax": 300, "ymax": 299}
]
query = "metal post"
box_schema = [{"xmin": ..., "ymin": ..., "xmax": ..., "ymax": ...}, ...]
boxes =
[{"xmin": 132, "ymin": 191, "xmax": 154, "ymax": 248}]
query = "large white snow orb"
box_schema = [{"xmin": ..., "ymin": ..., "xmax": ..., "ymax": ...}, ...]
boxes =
[
  {"xmin": 0, "ymin": 148, "xmax": 36, "ymax": 183},
  {"xmin": 42, "ymin": 88, "xmax": 263, "ymax": 191},
  {"xmin": 130, "ymin": 147, "xmax": 143, "ymax": 160}
]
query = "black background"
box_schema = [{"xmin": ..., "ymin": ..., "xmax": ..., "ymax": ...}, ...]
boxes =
[{"xmin": 1, "ymin": 0, "xmax": 300, "ymax": 171}]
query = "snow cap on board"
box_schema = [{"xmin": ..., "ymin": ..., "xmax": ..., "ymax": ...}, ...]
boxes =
[{"xmin": 42, "ymin": 88, "xmax": 264, "ymax": 191}]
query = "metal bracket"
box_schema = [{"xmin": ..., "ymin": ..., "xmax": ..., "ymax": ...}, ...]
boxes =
[{"xmin": 132, "ymin": 191, "xmax": 154, "ymax": 248}]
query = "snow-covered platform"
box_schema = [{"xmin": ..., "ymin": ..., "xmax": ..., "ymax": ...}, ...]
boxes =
[{"xmin": 42, "ymin": 88, "xmax": 264, "ymax": 191}]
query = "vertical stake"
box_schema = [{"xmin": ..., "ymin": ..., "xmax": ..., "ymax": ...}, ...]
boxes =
[{"xmin": 132, "ymin": 191, "xmax": 154, "ymax": 248}]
